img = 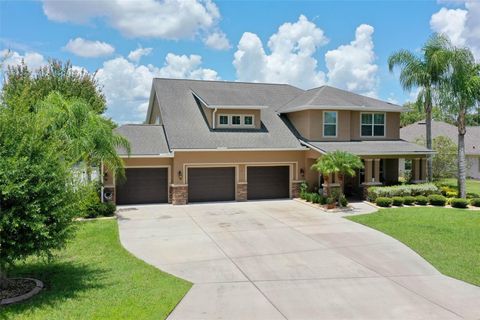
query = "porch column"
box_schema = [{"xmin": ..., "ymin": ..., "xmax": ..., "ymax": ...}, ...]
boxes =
[
  {"xmin": 413, "ymin": 158, "xmax": 420, "ymax": 181},
  {"xmin": 364, "ymin": 159, "xmax": 373, "ymax": 183},
  {"xmin": 373, "ymin": 159, "xmax": 381, "ymax": 184},
  {"xmin": 420, "ymin": 158, "xmax": 427, "ymax": 181}
]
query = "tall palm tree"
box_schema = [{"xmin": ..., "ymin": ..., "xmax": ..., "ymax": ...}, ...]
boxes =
[
  {"xmin": 37, "ymin": 92, "xmax": 131, "ymax": 182},
  {"xmin": 388, "ymin": 34, "xmax": 451, "ymax": 181},
  {"xmin": 437, "ymin": 47, "xmax": 480, "ymax": 198},
  {"xmin": 311, "ymin": 151, "xmax": 364, "ymax": 198}
]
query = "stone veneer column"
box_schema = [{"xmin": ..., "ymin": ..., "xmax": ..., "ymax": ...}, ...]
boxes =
[
  {"xmin": 237, "ymin": 182, "xmax": 247, "ymax": 201},
  {"xmin": 291, "ymin": 181, "xmax": 303, "ymax": 198},
  {"xmin": 171, "ymin": 185, "xmax": 188, "ymax": 205}
]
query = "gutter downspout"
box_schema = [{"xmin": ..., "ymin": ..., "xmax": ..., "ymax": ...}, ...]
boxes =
[{"xmin": 212, "ymin": 107, "xmax": 218, "ymax": 129}]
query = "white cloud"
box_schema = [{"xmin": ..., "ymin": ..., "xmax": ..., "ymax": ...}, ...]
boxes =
[
  {"xmin": 325, "ymin": 24, "xmax": 378, "ymax": 97},
  {"xmin": 42, "ymin": 0, "xmax": 221, "ymax": 40},
  {"xmin": 430, "ymin": 0, "xmax": 480, "ymax": 59},
  {"xmin": 64, "ymin": 38, "xmax": 115, "ymax": 58},
  {"xmin": 233, "ymin": 15, "xmax": 328, "ymax": 89},
  {"xmin": 127, "ymin": 47, "xmax": 153, "ymax": 63},
  {"xmin": 204, "ymin": 31, "xmax": 231, "ymax": 50},
  {"xmin": 1, "ymin": 49, "xmax": 47, "ymax": 71},
  {"xmin": 96, "ymin": 53, "xmax": 218, "ymax": 123}
]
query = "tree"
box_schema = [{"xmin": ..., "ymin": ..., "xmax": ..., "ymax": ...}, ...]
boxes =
[
  {"xmin": 415, "ymin": 136, "xmax": 457, "ymax": 179},
  {"xmin": 311, "ymin": 151, "xmax": 364, "ymax": 198},
  {"xmin": 400, "ymin": 102, "xmax": 445, "ymax": 127},
  {"xmin": 2, "ymin": 59, "xmax": 106, "ymax": 114},
  {"xmin": 37, "ymin": 93, "xmax": 130, "ymax": 181},
  {"xmin": 0, "ymin": 96, "xmax": 82, "ymax": 288},
  {"xmin": 388, "ymin": 34, "xmax": 451, "ymax": 181},
  {"xmin": 437, "ymin": 46, "xmax": 480, "ymax": 198}
]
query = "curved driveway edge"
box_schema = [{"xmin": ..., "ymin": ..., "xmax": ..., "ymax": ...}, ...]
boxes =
[{"xmin": 117, "ymin": 200, "xmax": 480, "ymax": 320}]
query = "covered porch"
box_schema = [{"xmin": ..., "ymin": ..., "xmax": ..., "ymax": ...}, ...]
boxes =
[{"xmin": 303, "ymin": 140, "xmax": 434, "ymax": 199}]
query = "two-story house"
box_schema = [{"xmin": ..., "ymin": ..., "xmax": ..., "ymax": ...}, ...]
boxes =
[{"xmin": 103, "ymin": 78, "xmax": 433, "ymax": 205}]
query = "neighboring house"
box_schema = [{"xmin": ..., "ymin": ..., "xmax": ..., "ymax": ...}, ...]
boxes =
[
  {"xmin": 103, "ymin": 78, "xmax": 433, "ymax": 205},
  {"xmin": 400, "ymin": 120, "xmax": 480, "ymax": 179}
]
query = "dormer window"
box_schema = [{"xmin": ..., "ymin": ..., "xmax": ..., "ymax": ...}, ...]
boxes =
[
  {"xmin": 217, "ymin": 114, "xmax": 255, "ymax": 128},
  {"xmin": 219, "ymin": 115, "xmax": 228, "ymax": 125},
  {"xmin": 244, "ymin": 116, "xmax": 253, "ymax": 126},
  {"xmin": 232, "ymin": 116, "xmax": 241, "ymax": 125}
]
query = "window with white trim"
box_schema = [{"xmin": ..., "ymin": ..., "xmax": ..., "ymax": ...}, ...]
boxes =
[
  {"xmin": 219, "ymin": 115, "xmax": 228, "ymax": 125},
  {"xmin": 361, "ymin": 113, "xmax": 385, "ymax": 137},
  {"xmin": 244, "ymin": 115, "xmax": 253, "ymax": 126},
  {"xmin": 232, "ymin": 115, "xmax": 241, "ymax": 125},
  {"xmin": 323, "ymin": 111, "xmax": 337, "ymax": 137}
]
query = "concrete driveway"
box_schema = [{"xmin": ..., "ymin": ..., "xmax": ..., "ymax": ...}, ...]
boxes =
[{"xmin": 117, "ymin": 200, "xmax": 480, "ymax": 320}]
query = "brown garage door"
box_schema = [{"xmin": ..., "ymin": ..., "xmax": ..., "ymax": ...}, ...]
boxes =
[
  {"xmin": 247, "ymin": 166, "xmax": 290, "ymax": 200},
  {"xmin": 116, "ymin": 168, "xmax": 168, "ymax": 205},
  {"xmin": 188, "ymin": 167, "xmax": 235, "ymax": 202}
]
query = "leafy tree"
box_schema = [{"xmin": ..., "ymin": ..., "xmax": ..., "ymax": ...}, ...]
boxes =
[
  {"xmin": 400, "ymin": 102, "xmax": 444, "ymax": 127},
  {"xmin": 2, "ymin": 59, "xmax": 106, "ymax": 114},
  {"xmin": 389, "ymin": 34, "xmax": 451, "ymax": 181},
  {"xmin": 311, "ymin": 151, "xmax": 364, "ymax": 198},
  {"xmin": 38, "ymin": 93, "xmax": 130, "ymax": 181},
  {"xmin": 0, "ymin": 97, "xmax": 82, "ymax": 288},
  {"xmin": 415, "ymin": 136, "xmax": 457, "ymax": 179},
  {"xmin": 437, "ymin": 45, "xmax": 480, "ymax": 198}
]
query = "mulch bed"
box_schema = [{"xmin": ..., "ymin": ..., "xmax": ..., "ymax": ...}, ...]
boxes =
[{"xmin": 0, "ymin": 278, "xmax": 37, "ymax": 301}]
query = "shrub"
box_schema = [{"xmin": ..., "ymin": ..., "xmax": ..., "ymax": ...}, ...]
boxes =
[
  {"xmin": 470, "ymin": 198, "xmax": 480, "ymax": 207},
  {"xmin": 368, "ymin": 183, "xmax": 438, "ymax": 201},
  {"xmin": 319, "ymin": 195, "xmax": 327, "ymax": 205},
  {"xmin": 312, "ymin": 193, "xmax": 321, "ymax": 204},
  {"xmin": 326, "ymin": 197, "xmax": 335, "ymax": 205},
  {"xmin": 415, "ymin": 195, "xmax": 429, "ymax": 205},
  {"xmin": 428, "ymin": 194, "xmax": 447, "ymax": 206},
  {"xmin": 446, "ymin": 191, "xmax": 458, "ymax": 198},
  {"xmin": 339, "ymin": 195, "xmax": 348, "ymax": 207},
  {"xmin": 450, "ymin": 198, "xmax": 469, "ymax": 209},
  {"xmin": 467, "ymin": 192, "xmax": 480, "ymax": 199},
  {"xmin": 392, "ymin": 197, "xmax": 404, "ymax": 206},
  {"xmin": 403, "ymin": 196, "xmax": 416, "ymax": 205},
  {"xmin": 376, "ymin": 197, "xmax": 393, "ymax": 207}
]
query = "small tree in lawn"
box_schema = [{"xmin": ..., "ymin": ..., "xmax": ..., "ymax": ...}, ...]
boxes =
[{"xmin": 311, "ymin": 151, "xmax": 364, "ymax": 199}]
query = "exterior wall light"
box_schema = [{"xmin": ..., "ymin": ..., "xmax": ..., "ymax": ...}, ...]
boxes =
[
  {"xmin": 178, "ymin": 170, "xmax": 183, "ymax": 181},
  {"xmin": 300, "ymin": 168, "xmax": 305, "ymax": 178}
]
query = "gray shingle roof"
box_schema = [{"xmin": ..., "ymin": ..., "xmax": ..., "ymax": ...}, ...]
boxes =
[
  {"xmin": 115, "ymin": 124, "xmax": 171, "ymax": 156},
  {"xmin": 153, "ymin": 78, "xmax": 306, "ymax": 150},
  {"xmin": 305, "ymin": 140, "xmax": 434, "ymax": 156},
  {"xmin": 400, "ymin": 120, "xmax": 480, "ymax": 155},
  {"xmin": 278, "ymin": 85, "xmax": 403, "ymax": 113}
]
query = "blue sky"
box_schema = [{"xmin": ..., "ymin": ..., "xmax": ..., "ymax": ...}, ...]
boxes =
[{"xmin": 1, "ymin": 0, "xmax": 478, "ymax": 123}]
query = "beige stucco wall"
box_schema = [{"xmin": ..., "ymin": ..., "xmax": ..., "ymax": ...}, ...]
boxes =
[
  {"xmin": 350, "ymin": 111, "xmax": 400, "ymax": 140},
  {"xmin": 172, "ymin": 150, "xmax": 306, "ymax": 184}
]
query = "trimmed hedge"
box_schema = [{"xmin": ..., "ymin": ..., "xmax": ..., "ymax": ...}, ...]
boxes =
[
  {"xmin": 403, "ymin": 196, "xmax": 416, "ymax": 205},
  {"xmin": 415, "ymin": 195, "xmax": 429, "ymax": 205},
  {"xmin": 470, "ymin": 198, "xmax": 480, "ymax": 207},
  {"xmin": 368, "ymin": 183, "xmax": 438, "ymax": 201},
  {"xmin": 392, "ymin": 197, "xmax": 404, "ymax": 206},
  {"xmin": 451, "ymin": 198, "xmax": 469, "ymax": 209},
  {"xmin": 376, "ymin": 197, "xmax": 393, "ymax": 207},
  {"xmin": 428, "ymin": 194, "xmax": 447, "ymax": 206}
]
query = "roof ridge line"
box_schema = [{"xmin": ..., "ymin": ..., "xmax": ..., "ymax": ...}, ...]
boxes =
[{"xmin": 153, "ymin": 77, "xmax": 301, "ymax": 88}]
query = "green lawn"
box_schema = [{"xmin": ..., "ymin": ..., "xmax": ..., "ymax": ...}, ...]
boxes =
[
  {"xmin": 438, "ymin": 178, "xmax": 480, "ymax": 195},
  {"xmin": 348, "ymin": 207, "xmax": 480, "ymax": 287},
  {"xmin": 2, "ymin": 220, "xmax": 191, "ymax": 320}
]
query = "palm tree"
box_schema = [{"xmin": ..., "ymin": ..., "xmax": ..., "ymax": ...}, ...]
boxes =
[
  {"xmin": 437, "ymin": 47, "xmax": 480, "ymax": 198},
  {"xmin": 311, "ymin": 151, "xmax": 364, "ymax": 198},
  {"xmin": 388, "ymin": 34, "xmax": 451, "ymax": 182},
  {"xmin": 37, "ymin": 92, "xmax": 131, "ymax": 182}
]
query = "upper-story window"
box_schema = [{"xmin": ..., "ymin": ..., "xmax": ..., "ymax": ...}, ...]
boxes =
[
  {"xmin": 218, "ymin": 114, "xmax": 254, "ymax": 128},
  {"xmin": 323, "ymin": 111, "xmax": 337, "ymax": 137},
  {"xmin": 361, "ymin": 112, "xmax": 385, "ymax": 137}
]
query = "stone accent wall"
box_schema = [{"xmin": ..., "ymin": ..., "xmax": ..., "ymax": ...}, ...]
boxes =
[
  {"xmin": 237, "ymin": 183, "xmax": 247, "ymax": 201},
  {"xmin": 171, "ymin": 185, "xmax": 188, "ymax": 205},
  {"xmin": 291, "ymin": 181, "xmax": 303, "ymax": 198}
]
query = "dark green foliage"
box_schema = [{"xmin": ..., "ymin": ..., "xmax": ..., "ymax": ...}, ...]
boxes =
[
  {"xmin": 467, "ymin": 193, "xmax": 480, "ymax": 199},
  {"xmin": 376, "ymin": 197, "xmax": 393, "ymax": 207},
  {"xmin": 415, "ymin": 195, "xmax": 429, "ymax": 205},
  {"xmin": 470, "ymin": 198, "xmax": 480, "ymax": 207},
  {"xmin": 339, "ymin": 195, "xmax": 348, "ymax": 207},
  {"xmin": 392, "ymin": 197, "xmax": 404, "ymax": 206},
  {"xmin": 450, "ymin": 198, "xmax": 469, "ymax": 209},
  {"xmin": 311, "ymin": 193, "xmax": 321, "ymax": 204},
  {"xmin": 428, "ymin": 194, "xmax": 447, "ymax": 206},
  {"xmin": 403, "ymin": 196, "xmax": 416, "ymax": 205}
]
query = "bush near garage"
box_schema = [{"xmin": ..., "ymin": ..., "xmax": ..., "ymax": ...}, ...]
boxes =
[
  {"xmin": 403, "ymin": 196, "xmax": 416, "ymax": 205},
  {"xmin": 392, "ymin": 197, "xmax": 404, "ymax": 206},
  {"xmin": 368, "ymin": 183, "xmax": 438, "ymax": 201},
  {"xmin": 415, "ymin": 195, "xmax": 429, "ymax": 205}
]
